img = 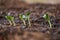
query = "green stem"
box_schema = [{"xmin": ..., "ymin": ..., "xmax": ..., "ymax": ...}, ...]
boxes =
[
  {"xmin": 48, "ymin": 20, "xmax": 52, "ymax": 28},
  {"xmin": 23, "ymin": 20, "xmax": 26, "ymax": 26}
]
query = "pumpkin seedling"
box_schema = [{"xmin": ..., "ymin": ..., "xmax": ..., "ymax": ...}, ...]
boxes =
[
  {"xmin": 5, "ymin": 15, "xmax": 16, "ymax": 26},
  {"xmin": 43, "ymin": 13, "xmax": 52, "ymax": 28},
  {"xmin": 19, "ymin": 12, "xmax": 31, "ymax": 27}
]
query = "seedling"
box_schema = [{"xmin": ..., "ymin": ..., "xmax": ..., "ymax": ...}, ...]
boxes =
[
  {"xmin": 19, "ymin": 14, "xmax": 26, "ymax": 26},
  {"xmin": 5, "ymin": 15, "xmax": 16, "ymax": 26},
  {"xmin": 43, "ymin": 13, "xmax": 52, "ymax": 28},
  {"xmin": 26, "ymin": 12, "xmax": 31, "ymax": 27},
  {"xmin": 19, "ymin": 12, "xmax": 31, "ymax": 26}
]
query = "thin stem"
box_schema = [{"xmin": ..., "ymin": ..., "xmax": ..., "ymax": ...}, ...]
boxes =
[
  {"xmin": 12, "ymin": 21, "xmax": 16, "ymax": 26},
  {"xmin": 48, "ymin": 20, "xmax": 52, "ymax": 28},
  {"xmin": 28, "ymin": 18, "xmax": 31, "ymax": 27},
  {"xmin": 8, "ymin": 20, "xmax": 12, "ymax": 26},
  {"xmin": 23, "ymin": 20, "xmax": 26, "ymax": 26}
]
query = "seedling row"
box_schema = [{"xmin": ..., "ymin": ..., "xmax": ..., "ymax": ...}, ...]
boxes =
[{"xmin": 3, "ymin": 12, "xmax": 52, "ymax": 29}]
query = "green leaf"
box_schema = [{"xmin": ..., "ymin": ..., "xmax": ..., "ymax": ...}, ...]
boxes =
[
  {"xmin": 5, "ymin": 16, "xmax": 12, "ymax": 20},
  {"xmin": 19, "ymin": 14, "xmax": 28, "ymax": 20},
  {"xmin": 26, "ymin": 12, "xmax": 30, "ymax": 17},
  {"xmin": 19, "ymin": 14, "xmax": 23, "ymax": 20},
  {"xmin": 22, "ymin": 15, "xmax": 26, "ymax": 19},
  {"xmin": 25, "ymin": 12, "xmax": 30, "ymax": 20},
  {"xmin": 43, "ymin": 13, "xmax": 50, "ymax": 20},
  {"xmin": 5, "ymin": 15, "xmax": 14, "ymax": 21}
]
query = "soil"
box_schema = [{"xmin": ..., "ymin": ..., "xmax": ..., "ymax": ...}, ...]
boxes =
[{"xmin": 0, "ymin": 3, "xmax": 60, "ymax": 40}]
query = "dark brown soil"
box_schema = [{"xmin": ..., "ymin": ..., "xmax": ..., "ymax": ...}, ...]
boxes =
[{"xmin": 0, "ymin": 4, "xmax": 60, "ymax": 40}]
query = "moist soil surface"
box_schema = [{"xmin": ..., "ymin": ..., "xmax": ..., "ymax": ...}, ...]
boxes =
[{"xmin": 0, "ymin": 4, "xmax": 60, "ymax": 40}]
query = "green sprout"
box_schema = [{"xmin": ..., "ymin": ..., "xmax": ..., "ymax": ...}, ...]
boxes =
[
  {"xmin": 26, "ymin": 12, "xmax": 31, "ymax": 27},
  {"xmin": 43, "ymin": 13, "xmax": 52, "ymax": 28},
  {"xmin": 19, "ymin": 12, "xmax": 31, "ymax": 26},
  {"xmin": 19, "ymin": 14, "xmax": 26, "ymax": 26},
  {"xmin": 5, "ymin": 15, "xmax": 16, "ymax": 26}
]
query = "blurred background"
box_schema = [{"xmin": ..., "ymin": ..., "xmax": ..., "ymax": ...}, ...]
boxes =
[
  {"xmin": 0, "ymin": 0, "xmax": 60, "ymax": 40},
  {"xmin": 22, "ymin": 0, "xmax": 60, "ymax": 4},
  {"xmin": 0, "ymin": 0, "xmax": 60, "ymax": 8}
]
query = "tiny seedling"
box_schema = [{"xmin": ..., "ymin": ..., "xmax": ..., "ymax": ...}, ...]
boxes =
[
  {"xmin": 5, "ymin": 15, "xmax": 16, "ymax": 26},
  {"xmin": 43, "ymin": 13, "xmax": 52, "ymax": 28},
  {"xmin": 19, "ymin": 14, "xmax": 26, "ymax": 26},
  {"xmin": 26, "ymin": 12, "xmax": 31, "ymax": 27},
  {"xmin": 19, "ymin": 12, "xmax": 31, "ymax": 26}
]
